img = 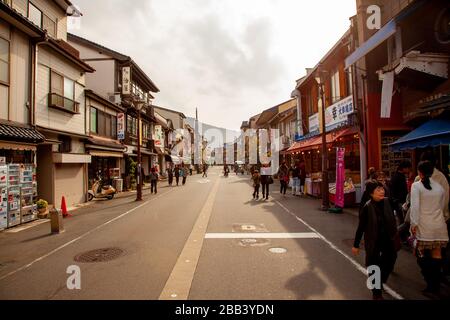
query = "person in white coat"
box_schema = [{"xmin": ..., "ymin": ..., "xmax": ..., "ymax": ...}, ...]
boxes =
[{"xmin": 410, "ymin": 161, "xmax": 449, "ymax": 296}]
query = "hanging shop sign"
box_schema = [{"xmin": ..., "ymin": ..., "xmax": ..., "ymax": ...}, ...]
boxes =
[
  {"xmin": 309, "ymin": 114, "xmax": 319, "ymax": 133},
  {"xmin": 154, "ymin": 125, "xmax": 164, "ymax": 148},
  {"xmin": 122, "ymin": 66, "xmax": 131, "ymax": 95},
  {"xmin": 117, "ymin": 113, "xmax": 125, "ymax": 140},
  {"xmin": 335, "ymin": 147, "xmax": 346, "ymax": 208},
  {"xmin": 325, "ymin": 95, "xmax": 354, "ymax": 131}
]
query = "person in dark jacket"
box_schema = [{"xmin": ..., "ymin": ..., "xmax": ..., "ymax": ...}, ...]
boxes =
[
  {"xmin": 150, "ymin": 167, "xmax": 158, "ymax": 194},
  {"xmin": 352, "ymin": 181, "xmax": 399, "ymax": 300},
  {"xmin": 167, "ymin": 167, "xmax": 174, "ymax": 186},
  {"xmin": 174, "ymin": 165, "xmax": 180, "ymax": 186},
  {"xmin": 389, "ymin": 161, "xmax": 412, "ymax": 224}
]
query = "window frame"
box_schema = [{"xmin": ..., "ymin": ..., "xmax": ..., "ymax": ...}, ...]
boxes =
[
  {"xmin": 0, "ymin": 35, "xmax": 10, "ymax": 119},
  {"xmin": 90, "ymin": 107, "xmax": 98, "ymax": 134},
  {"xmin": 330, "ymin": 69, "xmax": 341, "ymax": 104},
  {"xmin": 28, "ymin": 2, "xmax": 43, "ymax": 29}
]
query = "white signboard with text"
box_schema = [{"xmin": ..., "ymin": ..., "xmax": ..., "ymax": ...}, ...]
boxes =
[
  {"xmin": 117, "ymin": 113, "xmax": 125, "ymax": 140},
  {"xmin": 122, "ymin": 67, "xmax": 131, "ymax": 95}
]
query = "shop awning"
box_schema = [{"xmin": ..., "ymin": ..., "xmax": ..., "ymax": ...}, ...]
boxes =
[
  {"xmin": 345, "ymin": 0, "xmax": 426, "ymax": 69},
  {"xmin": 390, "ymin": 119, "xmax": 450, "ymax": 151},
  {"xmin": 0, "ymin": 123, "xmax": 45, "ymax": 143},
  {"xmin": 0, "ymin": 142, "xmax": 37, "ymax": 151},
  {"xmin": 89, "ymin": 150, "xmax": 124, "ymax": 158},
  {"xmin": 287, "ymin": 127, "xmax": 358, "ymax": 154}
]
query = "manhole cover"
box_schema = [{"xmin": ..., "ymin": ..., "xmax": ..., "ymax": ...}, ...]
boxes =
[
  {"xmin": 269, "ymin": 247, "xmax": 287, "ymax": 254},
  {"xmin": 74, "ymin": 247, "xmax": 124, "ymax": 263},
  {"xmin": 342, "ymin": 239, "xmax": 365, "ymax": 250}
]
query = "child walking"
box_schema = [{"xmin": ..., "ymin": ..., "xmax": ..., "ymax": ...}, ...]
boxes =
[{"xmin": 252, "ymin": 170, "xmax": 261, "ymax": 200}]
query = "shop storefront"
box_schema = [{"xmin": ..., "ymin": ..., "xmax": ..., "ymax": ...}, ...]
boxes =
[{"xmin": 0, "ymin": 124, "xmax": 45, "ymax": 230}]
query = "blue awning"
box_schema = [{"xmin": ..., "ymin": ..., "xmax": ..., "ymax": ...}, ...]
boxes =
[{"xmin": 389, "ymin": 119, "xmax": 450, "ymax": 151}]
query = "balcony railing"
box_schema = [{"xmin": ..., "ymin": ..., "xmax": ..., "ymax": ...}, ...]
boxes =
[{"xmin": 48, "ymin": 93, "xmax": 80, "ymax": 114}]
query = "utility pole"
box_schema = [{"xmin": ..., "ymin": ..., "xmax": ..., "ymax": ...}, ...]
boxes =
[{"xmin": 316, "ymin": 67, "xmax": 329, "ymax": 211}]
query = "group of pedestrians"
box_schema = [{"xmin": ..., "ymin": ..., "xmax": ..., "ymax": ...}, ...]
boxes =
[
  {"xmin": 166, "ymin": 164, "xmax": 188, "ymax": 187},
  {"xmin": 353, "ymin": 151, "xmax": 449, "ymax": 299}
]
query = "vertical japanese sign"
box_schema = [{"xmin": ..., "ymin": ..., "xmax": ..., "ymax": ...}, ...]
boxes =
[
  {"xmin": 122, "ymin": 66, "xmax": 131, "ymax": 95},
  {"xmin": 154, "ymin": 125, "xmax": 164, "ymax": 148},
  {"xmin": 335, "ymin": 147, "xmax": 345, "ymax": 208},
  {"xmin": 117, "ymin": 113, "xmax": 125, "ymax": 140}
]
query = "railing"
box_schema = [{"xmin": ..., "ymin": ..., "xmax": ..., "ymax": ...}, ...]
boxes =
[{"xmin": 48, "ymin": 93, "xmax": 80, "ymax": 114}]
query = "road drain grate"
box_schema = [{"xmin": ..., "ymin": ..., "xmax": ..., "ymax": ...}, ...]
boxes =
[{"xmin": 74, "ymin": 247, "xmax": 124, "ymax": 263}]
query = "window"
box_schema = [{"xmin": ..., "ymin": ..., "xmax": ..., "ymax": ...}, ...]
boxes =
[
  {"xmin": 28, "ymin": 2, "xmax": 42, "ymax": 28},
  {"xmin": 127, "ymin": 115, "xmax": 137, "ymax": 137},
  {"xmin": 330, "ymin": 70, "xmax": 340, "ymax": 104},
  {"xmin": 111, "ymin": 116, "xmax": 117, "ymax": 139},
  {"xmin": 49, "ymin": 71, "xmax": 78, "ymax": 113},
  {"xmin": 346, "ymin": 68, "xmax": 353, "ymax": 96},
  {"xmin": 98, "ymin": 111, "xmax": 106, "ymax": 136},
  {"xmin": 43, "ymin": 14, "xmax": 56, "ymax": 38},
  {"xmin": 0, "ymin": 37, "xmax": 9, "ymax": 118},
  {"xmin": 59, "ymin": 135, "xmax": 72, "ymax": 153},
  {"xmin": 90, "ymin": 108, "xmax": 98, "ymax": 134}
]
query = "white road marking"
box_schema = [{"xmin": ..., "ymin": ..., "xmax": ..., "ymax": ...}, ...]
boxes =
[
  {"xmin": 205, "ymin": 233, "xmax": 320, "ymax": 239},
  {"xmin": 0, "ymin": 189, "xmax": 175, "ymax": 282},
  {"xmin": 275, "ymin": 200, "xmax": 404, "ymax": 300},
  {"xmin": 159, "ymin": 178, "xmax": 220, "ymax": 300}
]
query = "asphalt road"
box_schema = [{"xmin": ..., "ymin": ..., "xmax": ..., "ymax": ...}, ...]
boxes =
[{"xmin": 0, "ymin": 167, "xmax": 443, "ymax": 300}]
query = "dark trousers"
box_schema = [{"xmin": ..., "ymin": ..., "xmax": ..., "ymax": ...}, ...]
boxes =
[
  {"xmin": 182, "ymin": 176, "xmax": 187, "ymax": 185},
  {"xmin": 175, "ymin": 176, "xmax": 180, "ymax": 185},
  {"xmin": 261, "ymin": 183, "xmax": 269, "ymax": 199},
  {"xmin": 151, "ymin": 180, "xmax": 157, "ymax": 194},
  {"xmin": 366, "ymin": 241, "xmax": 397, "ymax": 296},
  {"xmin": 202, "ymin": 172, "xmax": 207, "ymax": 177},
  {"xmin": 280, "ymin": 180, "xmax": 287, "ymax": 195},
  {"xmin": 253, "ymin": 185, "xmax": 260, "ymax": 198},
  {"xmin": 168, "ymin": 175, "xmax": 173, "ymax": 186},
  {"xmin": 417, "ymin": 249, "xmax": 443, "ymax": 292}
]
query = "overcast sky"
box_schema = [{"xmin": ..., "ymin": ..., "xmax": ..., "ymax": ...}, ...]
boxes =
[{"xmin": 72, "ymin": 0, "xmax": 356, "ymax": 132}]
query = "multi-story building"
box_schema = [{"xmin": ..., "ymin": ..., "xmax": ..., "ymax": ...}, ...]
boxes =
[
  {"xmin": 67, "ymin": 33, "xmax": 160, "ymax": 190},
  {"xmin": 347, "ymin": 0, "xmax": 450, "ymax": 177},
  {"xmin": 0, "ymin": 1, "xmax": 96, "ymax": 210}
]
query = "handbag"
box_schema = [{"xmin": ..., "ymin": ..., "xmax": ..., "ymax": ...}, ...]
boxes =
[{"xmin": 267, "ymin": 176, "xmax": 274, "ymax": 184}]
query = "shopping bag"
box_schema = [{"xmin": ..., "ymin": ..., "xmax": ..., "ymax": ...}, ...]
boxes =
[{"xmin": 288, "ymin": 178, "xmax": 293, "ymax": 188}]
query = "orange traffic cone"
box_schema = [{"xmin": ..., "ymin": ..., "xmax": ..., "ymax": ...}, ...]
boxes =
[{"xmin": 61, "ymin": 196, "xmax": 72, "ymax": 218}]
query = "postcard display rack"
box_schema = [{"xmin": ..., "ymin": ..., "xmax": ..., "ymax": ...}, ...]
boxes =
[
  {"xmin": 0, "ymin": 166, "xmax": 7, "ymax": 230},
  {"xmin": 20, "ymin": 164, "xmax": 38, "ymax": 223},
  {"xmin": 0, "ymin": 164, "xmax": 38, "ymax": 230}
]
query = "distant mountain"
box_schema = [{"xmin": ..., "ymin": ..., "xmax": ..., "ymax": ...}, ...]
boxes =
[{"xmin": 186, "ymin": 117, "xmax": 240, "ymax": 148}]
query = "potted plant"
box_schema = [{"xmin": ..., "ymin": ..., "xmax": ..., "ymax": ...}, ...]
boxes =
[{"xmin": 36, "ymin": 199, "xmax": 48, "ymax": 217}]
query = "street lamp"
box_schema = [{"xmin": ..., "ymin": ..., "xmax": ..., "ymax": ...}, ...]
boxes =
[
  {"xmin": 315, "ymin": 68, "xmax": 330, "ymax": 211},
  {"xmin": 133, "ymin": 99, "xmax": 146, "ymax": 202}
]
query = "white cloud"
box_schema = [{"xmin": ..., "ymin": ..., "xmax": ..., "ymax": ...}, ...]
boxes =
[{"xmin": 73, "ymin": 0, "xmax": 356, "ymax": 131}]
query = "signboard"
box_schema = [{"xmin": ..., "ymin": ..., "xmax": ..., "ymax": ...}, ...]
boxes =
[
  {"xmin": 122, "ymin": 67, "xmax": 131, "ymax": 95},
  {"xmin": 309, "ymin": 113, "xmax": 319, "ymax": 133},
  {"xmin": 325, "ymin": 95, "xmax": 354, "ymax": 131},
  {"xmin": 154, "ymin": 125, "xmax": 164, "ymax": 148},
  {"xmin": 335, "ymin": 147, "xmax": 345, "ymax": 208},
  {"xmin": 380, "ymin": 71, "xmax": 394, "ymax": 118},
  {"xmin": 117, "ymin": 113, "xmax": 125, "ymax": 140}
]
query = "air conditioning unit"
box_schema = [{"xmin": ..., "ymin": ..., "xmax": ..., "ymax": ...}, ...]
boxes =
[{"xmin": 108, "ymin": 93, "xmax": 121, "ymax": 105}]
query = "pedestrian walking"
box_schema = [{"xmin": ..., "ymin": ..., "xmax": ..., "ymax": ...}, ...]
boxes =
[
  {"xmin": 260, "ymin": 170, "xmax": 272, "ymax": 200},
  {"xmin": 277, "ymin": 162, "xmax": 289, "ymax": 196},
  {"xmin": 167, "ymin": 167, "xmax": 174, "ymax": 186},
  {"xmin": 299, "ymin": 160, "xmax": 307, "ymax": 195},
  {"xmin": 181, "ymin": 166, "xmax": 187, "ymax": 185},
  {"xmin": 150, "ymin": 167, "xmax": 158, "ymax": 194},
  {"xmin": 175, "ymin": 165, "xmax": 180, "ymax": 186},
  {"xmin": 352, "ymin": 180, "xmax": 400, "ymax": 300},
  {"xmin": 290, "ymin": 162, "xmax": 301, "ymax": 196},
  {"xmin": 389, "ymin": 161, "xmax": 412, "ymax": 225},
  {"xmin": 252, "ymin": 170, "xmax": 261, "ymax": 200},
  {"xmin": 410, "ymin": 161, "xmax": 449, "ymax": 296}
]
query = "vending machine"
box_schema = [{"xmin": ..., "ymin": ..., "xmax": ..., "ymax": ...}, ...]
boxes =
[
  {"xmin": 7, "ymin": 164, "xmax": 21, "ymax": 227},
  {"xmin": 0, "ymin": 165, "xmax": 8, "ymax": 230},
  {"xmin": 20, "ymin": 164, "xmax": 37, "ymax": 223}
]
